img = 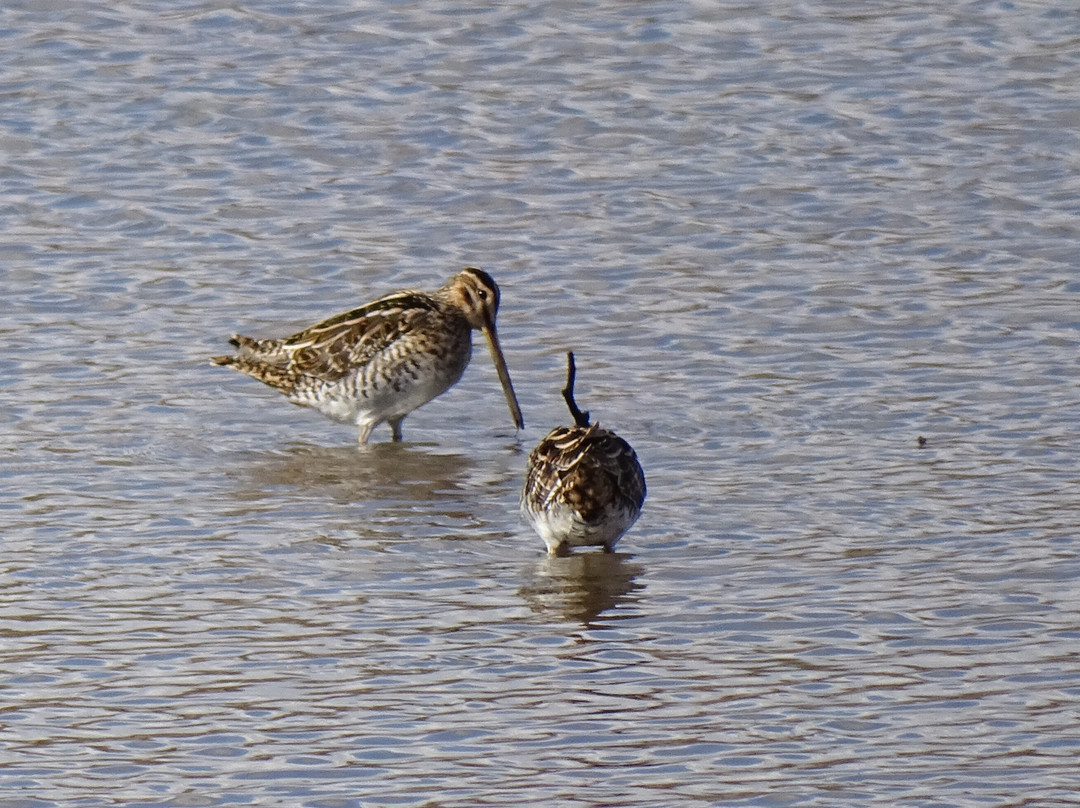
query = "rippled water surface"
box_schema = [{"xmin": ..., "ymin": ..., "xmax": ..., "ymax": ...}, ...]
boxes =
[{"xmin": 4, "ymin": 1, "xmax": 1080, "ymax": 805}]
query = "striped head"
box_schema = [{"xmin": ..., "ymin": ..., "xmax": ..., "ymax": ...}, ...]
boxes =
[
  {"xmin": 443, "ymin": 267, "xmax": 524, "ymax": 430},
  {"xmin": 445, "ymin": 266, "xmax": 502, "ymax": 331}
]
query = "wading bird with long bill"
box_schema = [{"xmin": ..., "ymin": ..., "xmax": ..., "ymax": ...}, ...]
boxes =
[
  {"xmin": 211, "ymin": 267, "xmax": 524, "ymax": 444},
  {"xmin": 522, "ymin": 352, "xmax": 645, "ymax": 555}
]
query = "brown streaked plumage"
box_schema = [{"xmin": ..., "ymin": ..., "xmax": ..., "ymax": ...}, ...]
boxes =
[
  {"xmin": 521, "ymin": 352, "xmax": 646, "ymax": 555},
  {"xmin": 210, "ymin": 267, "xmax": 524, "ymax": 444}
]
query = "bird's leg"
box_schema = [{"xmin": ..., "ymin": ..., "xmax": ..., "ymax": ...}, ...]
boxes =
[
  {"xmin": 357, "ymin": 421, "xmax": 374, "ymax": 445},
  {"xmin": 389, "ymin": 417, "xmax": 405, "ymax": 442}
]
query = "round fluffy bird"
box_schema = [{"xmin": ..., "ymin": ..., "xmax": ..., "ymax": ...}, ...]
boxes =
[{"xmin": 521, "ymin": 352, "xmax": 646, "ymax": 555}]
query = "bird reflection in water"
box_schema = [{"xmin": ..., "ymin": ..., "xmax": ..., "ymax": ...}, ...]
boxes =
[
  {"xmin": 227, "ymin": 442, "xmax": 475, "ymax": 507},
  {"xmin": 519, "ymin": 551, "xmax": 644, "ymax": 625}
]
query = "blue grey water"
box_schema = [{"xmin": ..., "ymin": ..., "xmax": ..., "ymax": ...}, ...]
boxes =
[{"xmin": 2, "ymin": 1, "xmax": 1079, "ymax": 805}]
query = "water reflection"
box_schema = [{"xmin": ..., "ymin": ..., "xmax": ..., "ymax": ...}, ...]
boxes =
[
  {"xmin": 227, "ymin": 442, "xmax": 475, "ymax": 506},
  {"xmin": 519, "ymin": 551, "xmax": 644, "ymax": 625}
]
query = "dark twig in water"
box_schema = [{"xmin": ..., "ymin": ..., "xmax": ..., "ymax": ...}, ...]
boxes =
[{"xmin": 561, "ymin": 352, "xmax": 591, "ymax": 427}]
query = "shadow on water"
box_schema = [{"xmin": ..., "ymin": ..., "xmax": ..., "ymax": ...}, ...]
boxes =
[
  {"xmin": 224, "ymin": 441, "xmax": 476, "ymax": 506},
  {"xmin": 519, "ymin": 551, "xmax": 645, "ymax": 625}
]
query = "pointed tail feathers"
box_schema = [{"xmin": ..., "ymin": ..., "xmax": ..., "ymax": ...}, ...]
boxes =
[{"xmin": 209, "ymin": 353, "xmax": 298, "ymax": 395}]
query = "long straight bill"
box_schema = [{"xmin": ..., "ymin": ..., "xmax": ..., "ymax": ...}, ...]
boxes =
[{"xmin": 482, "ymin": 323, "xmax": 525, "ymax": 430}]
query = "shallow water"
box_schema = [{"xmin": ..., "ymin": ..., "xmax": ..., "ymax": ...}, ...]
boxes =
[{"xmin": 4, "ymin": 1, "xmax": 1080, "ymax": 805}]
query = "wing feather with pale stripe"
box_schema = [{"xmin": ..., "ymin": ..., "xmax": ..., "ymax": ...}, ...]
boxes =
[
  {"xmin": 227, "ymin": 291, "xmax": 447, "ymax": 382},
  {"xmin": 525, "ymin": 423, "xmax": 646, "ymax": 522}
]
